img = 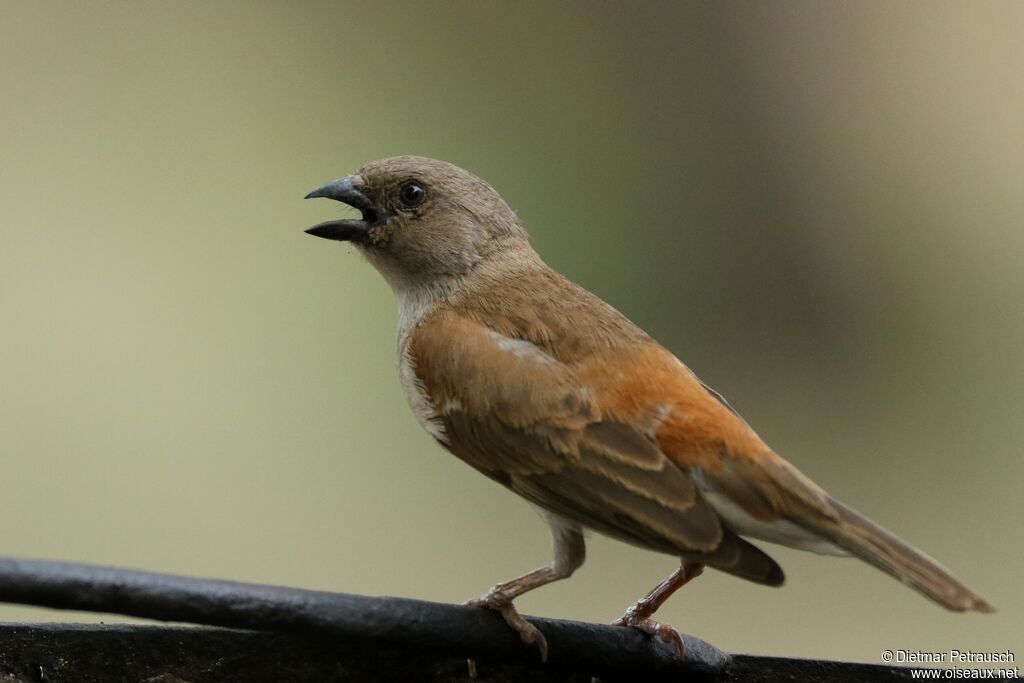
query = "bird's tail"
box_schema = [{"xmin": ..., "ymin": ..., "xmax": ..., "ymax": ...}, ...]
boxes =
[
  {"xmin": 814, "ymin": 498, "xmax": 995, "ymax": 613},
  {"xmin": 703, "ymin": 529, "xmax": 786, "ymax": 587}
]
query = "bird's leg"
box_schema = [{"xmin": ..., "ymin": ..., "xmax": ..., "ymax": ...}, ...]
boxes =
[
  {"xmin": 467, "ymin": 566, "xmax": 561, "ymax": 661},
  {"xmin": 467, "ymin": 514, "xmax": 585, "ymax": 662},
  {"xmin": 612, "ymin": 560, "xmax": 704, "ymax": 658}
]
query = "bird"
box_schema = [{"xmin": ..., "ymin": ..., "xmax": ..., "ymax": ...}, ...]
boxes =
[{"xmin": 303, "ymin": 155, "xmax": 994, "ymax": 660}]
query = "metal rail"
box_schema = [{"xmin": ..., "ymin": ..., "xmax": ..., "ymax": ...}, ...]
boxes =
[{"xmin": 0, "ymin": 555, "xmax": 962, "ymax": 681}]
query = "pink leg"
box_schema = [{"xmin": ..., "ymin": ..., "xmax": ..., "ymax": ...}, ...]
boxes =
[
  {"xmin": 467, "ymin": 517, "xmax": 585, "ymax": 662},
  {"xmin": 612, "ymin": 560, "xmax": 704, "ymax": 657}
]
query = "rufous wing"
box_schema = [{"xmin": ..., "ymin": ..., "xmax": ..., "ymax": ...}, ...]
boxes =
[{"xmin": 408, "ymin": 309, "xmax": 783, "ymax": 585}]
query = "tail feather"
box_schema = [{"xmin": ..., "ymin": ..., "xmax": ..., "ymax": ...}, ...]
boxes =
[
  {"xmin": 703, "ymin": 529, "xmax": 785, "ymax": 587},
  {"xmin": 814, "ymin": 499, "xmax": 995, "ymax": 613}
]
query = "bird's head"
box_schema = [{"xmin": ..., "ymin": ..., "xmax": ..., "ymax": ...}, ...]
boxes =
[{"xmin": 305, "ymin": 156, "xmax": 532, "ymax": 293}]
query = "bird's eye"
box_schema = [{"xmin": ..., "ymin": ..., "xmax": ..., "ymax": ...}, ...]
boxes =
[{"xmin": 398, "ymin": 181, "xmax": 426, "ymax": 208}]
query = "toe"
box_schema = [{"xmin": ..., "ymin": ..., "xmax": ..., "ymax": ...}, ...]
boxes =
[
  {"xmin": 466, "ymin": 593, "xmax": 505, "ymax": 610},
  {"xmin": 468, "ymin": 595, "xmax": 549, "ymax": 662},
  {"xmin": 498, "ymin": 604, "xmax": 549, "ymax": 662},
  {"xmin": 614, "ymin": 617, "xmax": 685, "ymax": 659},
  {"xmin": 652, "ymin": 622, "xmax": 685, "ymax": 658}
]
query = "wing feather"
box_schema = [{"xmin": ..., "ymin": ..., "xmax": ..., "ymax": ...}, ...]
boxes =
[{"xmin": 410, "ymin": 311, "xmax": 723, "ymax": 554}]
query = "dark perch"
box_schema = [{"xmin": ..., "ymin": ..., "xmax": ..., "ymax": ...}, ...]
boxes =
[{"xmin": 0, "ymin": 555, "xmax": 964, "ymax": 682}]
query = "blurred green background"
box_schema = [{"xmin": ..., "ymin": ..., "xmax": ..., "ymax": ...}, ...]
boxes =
[{"xmin": 1, "ymin": 1, "xmax": 1020, "ymax": 663}]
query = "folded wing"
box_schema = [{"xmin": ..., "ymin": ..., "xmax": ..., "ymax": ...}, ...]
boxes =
[{"xmin": 409, "ymin": 311, "xmax": 783, "ymax": 585}]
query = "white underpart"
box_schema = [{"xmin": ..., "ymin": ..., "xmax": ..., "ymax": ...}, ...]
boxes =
[
  {"xmin": 395, "ymin": 284, "xmax": 450, "ymax": 443},
  {"xmin": 691, "ymin": 470, "xmax": 849, "ymax": 556},
  {"xmin": 398, "ymin": 345, "xmax": 446, "ymax": 442},
  {"xmin": 396, "ymin": 281, "xmax": 450, "ymax": 337}
]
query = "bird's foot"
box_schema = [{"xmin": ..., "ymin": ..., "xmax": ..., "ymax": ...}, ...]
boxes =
[
  {"xmin": 612, "ymin": 608, "xmax": 685, "ymax": 658},
  {"xmin": 467, "ymin": 592, "xmax": 549, "ymax": 662}
]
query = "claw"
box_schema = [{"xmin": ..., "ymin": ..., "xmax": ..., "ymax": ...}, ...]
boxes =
[
  {"xmin": 611, "ymin": 562, "xmax": 702, "ymax": 659},
  {"xmin": 647, "ymin": 619, "xmax": 685, "ymax": 658},
  {"xmin": 613, "ymin": 612, "xmax": 685, "ymax": 658},
  {"xmin": 467, "ymin": 594, "xmax": 549, "ymax": 662}
]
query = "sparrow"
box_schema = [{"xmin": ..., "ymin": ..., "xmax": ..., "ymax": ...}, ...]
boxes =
[{"xmin": 303, "ymin": 155, "xmax": 994, "ymax": 659}]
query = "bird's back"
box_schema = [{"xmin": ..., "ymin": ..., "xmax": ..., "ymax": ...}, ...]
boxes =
[{"xmin": 449, "ymin": 263, "xmax": 652, "ymax": 360}]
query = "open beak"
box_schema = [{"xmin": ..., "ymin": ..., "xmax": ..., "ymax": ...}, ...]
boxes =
[{"xmin": 304, "ymin": 175, "xmax": 386, "ymax": 242}]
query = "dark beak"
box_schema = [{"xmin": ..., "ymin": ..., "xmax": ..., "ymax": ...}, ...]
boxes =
[{"xmin": 303, "ymin": 175, "xmax": 385, "ymax": 242}]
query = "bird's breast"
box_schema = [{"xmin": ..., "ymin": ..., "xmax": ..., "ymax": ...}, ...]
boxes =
[
  {"xmin": 397, "ymin": 332, "xmax": 447, "ymax": 444},
  {"xmin": 395, "ymin": 288, "xmax": 448, "ymax": 444}
]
